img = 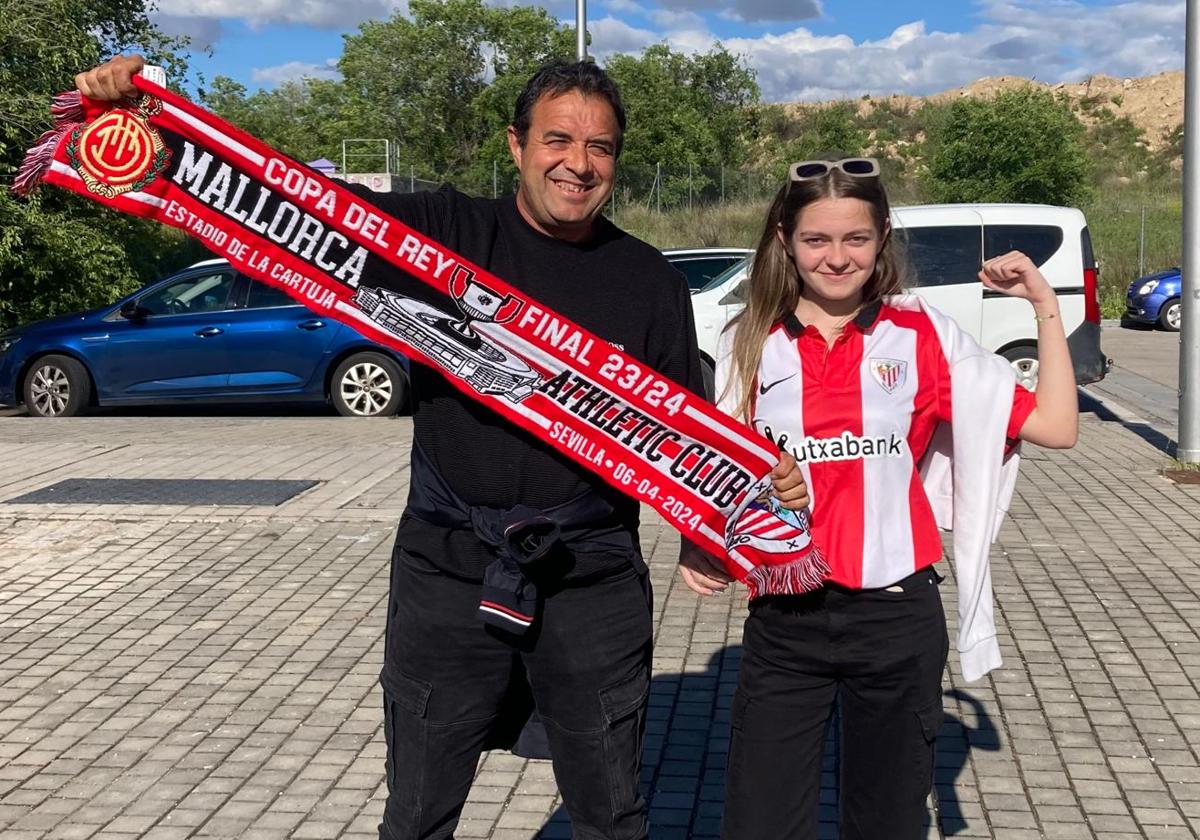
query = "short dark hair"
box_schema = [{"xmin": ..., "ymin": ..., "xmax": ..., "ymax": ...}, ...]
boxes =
[{"xmin": 511, "ymin": 59, "xmax": 626, "ymax": 157}]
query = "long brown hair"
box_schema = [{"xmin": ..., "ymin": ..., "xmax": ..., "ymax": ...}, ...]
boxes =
[{"xmin": 723, "ymin": 167, "xmax": 907, "ymax": 422}]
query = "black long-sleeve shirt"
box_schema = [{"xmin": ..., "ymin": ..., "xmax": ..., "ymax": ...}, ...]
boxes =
[{"xmin": 357, "ymin": 186, "xmax": 704, "ymax": 580}]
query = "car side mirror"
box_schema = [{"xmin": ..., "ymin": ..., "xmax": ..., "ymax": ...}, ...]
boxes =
[{"xmin": 120, "ymin": 301, "xmax": 147, "ymax": 320}]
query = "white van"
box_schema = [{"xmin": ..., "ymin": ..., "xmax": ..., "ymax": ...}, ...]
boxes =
[{"xmin": 691, "ymin": 203, "xmax": 1107, "ymax": 396}]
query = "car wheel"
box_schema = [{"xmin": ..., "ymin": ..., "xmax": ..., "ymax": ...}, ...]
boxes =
[
  {"xmin": 331, "ymin": 352, "xmax": 407, "ymax": 417},
  {"xmin": 23, "ymin": 354, "xmax": 92, "ymax": 418},
  {"xmin": 700, "ymin": 358, "xmax": 716, "ymax": 402},
  {"xmin": 1159, "ymin": 298, "xmax": 1182, "ymax": 332},
  {"xmin": 1001, "ymin": 345, "xmax": 1039, "ymax": 392}
]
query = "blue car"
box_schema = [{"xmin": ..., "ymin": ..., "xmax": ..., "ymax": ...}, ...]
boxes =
[
  {"xmin": 0, "ymin": 259, "xmax": 409, "ymax": 417},
  {"xmin": 1125, "ymin": 267, "xmax": 1183, "ymax": 332}
]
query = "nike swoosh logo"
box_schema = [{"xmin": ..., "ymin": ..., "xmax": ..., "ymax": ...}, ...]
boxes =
[{"xmin": 758, "ymin": 373, "xmax": 797, "ymax": 396}]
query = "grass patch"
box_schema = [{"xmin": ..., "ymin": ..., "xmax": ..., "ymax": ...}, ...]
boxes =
[
  {"xmin": 1083, "ymin": 182, "xmax": 1182, "ymax": 319},
  {"xmin": 613, "ymin": 200, "xmax": 767, "ymax": 250}
]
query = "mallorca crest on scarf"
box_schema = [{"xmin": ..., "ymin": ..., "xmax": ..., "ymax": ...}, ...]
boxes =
[
  {"xmin": 869, "ymin": 357, "xmax": 907, "ymax": 394},
  {"xmin": 67, "ymin": 96, "xmax": 169, "ymax": 199}
]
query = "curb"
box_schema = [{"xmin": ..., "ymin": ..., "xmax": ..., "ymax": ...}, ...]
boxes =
[{"xmin": 1078, "ymin": 385, "xmax": 1149, "ymax": 426}]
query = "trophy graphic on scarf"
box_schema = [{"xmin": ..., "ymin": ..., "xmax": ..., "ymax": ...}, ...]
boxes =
[{"xmin": 442, "ymin": 275, "xmax": 520, "ymax": 349}]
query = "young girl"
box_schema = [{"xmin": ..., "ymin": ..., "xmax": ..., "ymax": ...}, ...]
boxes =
[{"xmin": 678, "ymin": 158, "xmax": 1078, "ymax": 839}]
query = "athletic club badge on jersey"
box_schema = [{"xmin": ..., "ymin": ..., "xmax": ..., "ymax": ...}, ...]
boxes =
[
  {"xmin": 869, "ymin": 358, "xmax": 907, "ymax": 394},
  {"xmin": 67, "ymin": 96, "xmax": 169, "ymax": 199}
]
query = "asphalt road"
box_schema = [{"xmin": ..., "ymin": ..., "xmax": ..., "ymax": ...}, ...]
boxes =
[{"xmin": 1102, "ymin": 321, "xmax": 1182, "ymax": 391}]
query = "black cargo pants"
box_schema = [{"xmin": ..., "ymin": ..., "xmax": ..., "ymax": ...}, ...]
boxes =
[
  {"xmin": 379, "ymin": 543, "xmax": 653, "ymax": 840},
  {"xmin": 722, "ymin": 566, "xmax": 950, "ymax": 840}
]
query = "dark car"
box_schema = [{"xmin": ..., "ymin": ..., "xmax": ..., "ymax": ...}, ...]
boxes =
[
  {"xmin": 1125, "ymin": 267, "xmax": 1183, "ymax": 331},
  {"xmin": 663, "ymin": 247, "xmax": 753, "ymax": 293},
  {"xmin": 0, "ymin": 259, "xmax": 409, "ymax": 417}
]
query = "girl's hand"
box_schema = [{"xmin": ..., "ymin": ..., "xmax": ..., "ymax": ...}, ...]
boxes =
[
  {"xmin": 978, "ymin": 251, "xmax": 1056, "ymax": 307},
  {"xmin": 771, "ymin": 450, "xmax": 810, "ymax": 511}
]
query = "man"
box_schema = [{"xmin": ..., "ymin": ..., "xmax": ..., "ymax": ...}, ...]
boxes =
[{"xmin": 74, "ymin": 55, "xmax": 805, "ymax": 840}]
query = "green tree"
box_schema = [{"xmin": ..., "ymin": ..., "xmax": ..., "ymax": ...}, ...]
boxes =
[
  {"xmin": 1084, "ymin": 107, "xmax": 1166, "ymax": 185},
  {"xmin": 606, "ymin": 43, "xmax": 759, "ymax": 170},
  {"xmin": 923, "ymin": 87, "xmax": 1091, "ymax": 206},
  {"xmin": 603, "ymin": 43, "xmax": 759, "ymax": 206},
  {"xmin": 758, "ymin": 101, "xmax": 869, "ymax": 167},
  {"xmin": 202, "ymin": 76, "xmax": 352, "ymax": 164},
  {"xmin": 334, "ymin": 0, "xmax": 573, "ymax": 184},
  {"xmin": 1159, "ymin": 124, "xmax": 1183, "ymax": 167},
  {"xmin": 1, "ymin": 0, "xmax": 194, "ymax": 331}
]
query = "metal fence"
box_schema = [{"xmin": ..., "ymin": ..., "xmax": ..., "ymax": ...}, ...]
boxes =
[{"xmin": 338, "ymin": 159, "xmax": 794, "ymax": 210}]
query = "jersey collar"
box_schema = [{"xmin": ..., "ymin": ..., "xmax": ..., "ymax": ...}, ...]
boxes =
[{"xmin": 782, "ymin": 299, "xmax": 884, "ymax": 339}]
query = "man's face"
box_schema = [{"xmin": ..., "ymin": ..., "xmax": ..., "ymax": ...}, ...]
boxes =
[{"xmin": 507, "ymin": 90, "xmax": 619, "ymax": 243}]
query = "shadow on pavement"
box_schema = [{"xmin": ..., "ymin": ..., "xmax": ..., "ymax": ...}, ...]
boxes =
[
  {"xmin": 534, "ymin": 648, "xmax": 1000, "ymax": 839},
  {"xmin": 1078, "ymin": 390, "xmax": 1177, "ymax": 457},
  {"xmin": 538, "ymin": 644, "xmax": 739, "ymax": 839},
  {"xmin": 935, "ymin": 688, "xmax": 1001, "ymax": 836}
]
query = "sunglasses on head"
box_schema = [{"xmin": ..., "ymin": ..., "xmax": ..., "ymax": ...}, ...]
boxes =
[{"xmin": 788, "ymin": 157, "xmax": 881, "ymax": 181}]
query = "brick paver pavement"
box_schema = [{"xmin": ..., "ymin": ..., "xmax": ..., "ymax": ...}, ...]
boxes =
[{"xmin": 0, "ymin": 402, "xmax": 1197, "ymax": 839}]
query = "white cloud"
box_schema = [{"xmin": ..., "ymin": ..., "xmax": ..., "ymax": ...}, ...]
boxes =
[
  {"xmin": 151, "ymin": 13, "xmax": 224, "ymax": 47},
  {"xmin": 588, "ymin": 16, "xmax": 662, "ymax": 60},
  {"xmin": 656, "ymin": 0, "xmax": 821, "ymax": 23},
  {"xmin": 156, "ymin": 0, "xmax": 406, "ymax": 29},
  {"xmin": 648, "ymin": 8, "xmax": 706, "ymax": 29},
  {"xmin": 696, "ymin": 0, "xmax": 1185, "ymax": 102},
  {"xmin": 251, "ymin": 59, "xmax": 341, "ymax": 86},
  {"xmin": 602, "ymin": 0, "xmax": 643, "ymax": 14}
]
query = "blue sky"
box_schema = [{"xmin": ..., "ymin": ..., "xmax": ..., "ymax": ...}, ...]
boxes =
[{"xmin": 152, "ymin": 0, "xmax": 1186, "ymax": 102}]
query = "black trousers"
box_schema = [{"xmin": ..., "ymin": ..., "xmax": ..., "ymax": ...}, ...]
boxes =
[
  {"xmin": 379, "ymin": 543, "xmax": 653, "ymax": 840},
  {"xmin": 722, "ymin": 567, "xmax": 949, "ymax": 840}
]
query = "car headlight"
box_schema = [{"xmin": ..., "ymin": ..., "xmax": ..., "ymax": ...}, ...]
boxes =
[
  {"xmin": 1137, "ymin": 279, "xmax": 1160, "ymax": 295},
  {"xmin": 0, "ymin": 335, "xmax": 20, "ymax": 354}
]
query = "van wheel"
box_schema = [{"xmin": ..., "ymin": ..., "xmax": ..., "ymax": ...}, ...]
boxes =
[
  {"xmin": 23, "ymin": 355, "xmax": 92, "ymax": 417},
  {"xmin": 331, "ymin": 352, "xmax": 407, "ymax": 417},
  {"xmin": 1159, "ymin": 298, "xmax": 1181, "ymax": 332},
  {"xmin": 1001, "ymin": 345, "xmax": 1039, "ymax": 392}
]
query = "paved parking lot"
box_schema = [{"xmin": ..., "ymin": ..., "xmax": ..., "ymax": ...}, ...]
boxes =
[
  {"xmin": 1085, "ymin": 324, "xmax": 1184, "ymax": 443},
  {"xmin": 1, "ymin": 344, "xmax": 1199, "ymax": 838}
]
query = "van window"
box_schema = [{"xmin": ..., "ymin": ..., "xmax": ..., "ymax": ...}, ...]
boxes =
[
  {"xmin": 984, "ymin": 225, "xmax": 1063, "ymax": 267},
  {"xmin": 899, "ymin": 226, "xmax": 981, "ymax": 287},
  {"xmin": 1081, "ymin": 227, "xmax": 1097, "ymax": 271}
]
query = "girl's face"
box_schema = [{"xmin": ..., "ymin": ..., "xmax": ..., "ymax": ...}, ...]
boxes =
[{"xmin": 778, "ymin": 196, "xmax": 886, "ymax": 308}]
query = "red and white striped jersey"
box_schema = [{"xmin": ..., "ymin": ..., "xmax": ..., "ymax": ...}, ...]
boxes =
[{"xmin": 718, "ymin": 300, "xmax": 1036, "ymax": 590}]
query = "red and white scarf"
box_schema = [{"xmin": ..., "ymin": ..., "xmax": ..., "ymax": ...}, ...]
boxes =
[{"xmin": 16, "ymin": 73, "xmax": 828, "ymax": 598}]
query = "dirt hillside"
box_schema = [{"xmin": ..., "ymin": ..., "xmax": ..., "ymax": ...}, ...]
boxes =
[{"xmin": 791, "ymin": 71, "xmax": 1184, "ymax": 152}]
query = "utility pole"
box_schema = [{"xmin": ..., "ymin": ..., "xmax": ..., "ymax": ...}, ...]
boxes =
[
  {"xmin": 576, "ymin": 0, "xmax": 587, "ymax": 61},
  {"xmin": 1181, "ymin": 0, "xmax": 1200, "ymax": 464}
]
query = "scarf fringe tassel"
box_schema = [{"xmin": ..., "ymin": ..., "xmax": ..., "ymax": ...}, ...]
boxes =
[
  {"xmin": 13, "ymin": 91, "xmax": 84, "ymax": 198},
  {"xmin": 744, "ymin": 548, "xmax": 832, "ymax": 600}
]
